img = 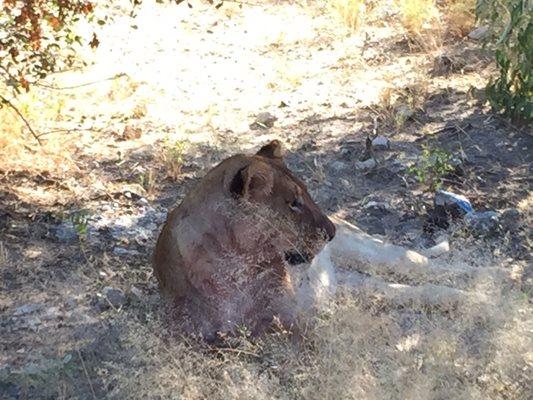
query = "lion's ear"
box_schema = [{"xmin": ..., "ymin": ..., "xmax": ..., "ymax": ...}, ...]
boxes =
[
  {"xmin": 230, "ymin": 161, "xmax": 274, "ymax": 199},
  {"xmin": 256, "ymin": 140, "xmax": 283, "ymax": 160}
]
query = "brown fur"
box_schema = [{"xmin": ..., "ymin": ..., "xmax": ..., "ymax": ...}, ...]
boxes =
[{"xmin": 153, "ymin": 140, "xmax": 335, "ymax": 339}]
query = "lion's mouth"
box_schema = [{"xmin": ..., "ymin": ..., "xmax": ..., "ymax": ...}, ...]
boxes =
[{"xmin": 284, "ymin": 250, "xmax": 311, "ymax": 265}]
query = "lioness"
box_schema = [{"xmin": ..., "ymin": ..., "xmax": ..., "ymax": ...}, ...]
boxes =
[{"xmin": 153, "ymin": 140, "xmax": 335, "ymax": 338}]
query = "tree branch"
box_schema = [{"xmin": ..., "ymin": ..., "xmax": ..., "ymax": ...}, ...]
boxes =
[
  {"xmin": 0, "ymin": 95, "xmax": 42, "ymax": 146},
  {"xmin": 34, "ymin": 72, "xmax": 127, "ymax": 90}
]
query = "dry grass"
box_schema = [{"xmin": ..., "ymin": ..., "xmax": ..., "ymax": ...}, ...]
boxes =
[
  {"xmin": 94, "ymin": 249, "xmax": 531, "ymax": 400},
  {"xmin": 0, "ymin": 89, "xmax": 77, "ymax": 177},
  {"xmin": 371, "ymin": 77, "xmax": 430, "ymax": 130},
  {"xmin": 329, "ymin": 0, "xmax": 370, "ymax": 31},
  {"xmin": 442, "ymin": 0, "xmax": 476, "ymax": 37},
  {"xmin": 396, "ymin": 0, "xmax": 443, "ymax": 52},
  {"xmin": 394, "ymin": 0, "xmax": 475, "ymax": 51},
  {"xmin": 328, "ymin": 0, "xmax": 473, "ymax": 44}
]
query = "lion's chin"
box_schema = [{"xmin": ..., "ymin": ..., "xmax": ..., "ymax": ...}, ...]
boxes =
[{"xmin": 284, "ymin": 250, "xmax": 311, "ymax": 265}]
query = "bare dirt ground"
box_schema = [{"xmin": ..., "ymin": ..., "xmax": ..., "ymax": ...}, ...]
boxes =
[{"xmin": 0, "ymin": 1, "xmax": 531, "ymax": 399}]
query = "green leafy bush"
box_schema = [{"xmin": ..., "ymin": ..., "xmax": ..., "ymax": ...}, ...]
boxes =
[
  {"xmin": 408, "ymin": 144, "xmax": 455, "ymax": 190},
  {"xmin": 476, "ymin": 0, "xmax": 532, "ymax": 125},
  {"xmin": 0, "ymin": 1, "xmax": 96, "ymax": 95}
]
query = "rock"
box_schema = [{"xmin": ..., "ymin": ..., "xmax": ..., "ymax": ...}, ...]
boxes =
[
  {"xmin": 468, "ymin": 26, "xmax": 490, "ymax": 41},
  {"xmin": 90, "ymin": 205, "xmax": 165, "ymax": 247},
  {"xmin": 371, "ymin": 136, "xmax": 390, "ymax": 150},
  {"xmin": 425, "ymin": 240, "xmax": 450, "ymax": 258},
  {"xmin": 427, "ymin": 191, "xmax": 473, "ymax": 231},
  {"xmin": 112, "ymin": 246, "xmax": 140, "ymax": 256},
  {"xmin": 500, "ymin": 208, "xmax": 521, "ymax": 230},
  {"xmin": 130, "ymin": 286, "xmax": 143, "ymax": 301},
  {"xmin": 98, "ymin": 287, "xmax": 126, "ymax": 310},
  {"xmin": 434, "ymin": 190, "xmax": 473, "ymax": 216},
  {"xmin": 364, "ymin": 200, "xmax": 391, "ymax": 211},
  {"xmin": 355, "ymin": 158, "xmax": 377, "ymax": 170},
  {"xmin": 250, "ymin": 112, "xmax": 277, "ymax": 130},
  {"xmin": 13, "ymin": 303, "xmax": 43, "ymax": 316},
  {"xmin": 51, "ymin": 221, "xmax": 78, "ymax": 243},
  {"xmin": 465, "ymin": 211, "xmax": 500, "ymax": 236}
]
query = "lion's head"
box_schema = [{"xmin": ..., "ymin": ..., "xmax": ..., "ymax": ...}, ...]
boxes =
[{"xmin": 228, "ymin": 140, "xmax": 336, "ymax": 264}]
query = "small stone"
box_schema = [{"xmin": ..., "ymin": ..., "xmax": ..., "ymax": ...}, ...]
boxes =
[
  {"xmin": 500, "ymin": 208, "xmax": 521, "ymax": 230},
  {"xmin": 450, "ymin": 157, "xmax": 463, "ymax": 168},
  {"xmin": 250, "ymin": 112, "xmax": 277, "ymax": 130},
  {"xmin": 98, "ymin": 286, "xmax": 126, "ymax": 310},
  {"xmin": 390, "ymin": 160, "xmax": 407, "ymax": 173},
  {"xmin": 468, "ymin": 26, "xmax": 490, "ymax": 41},
  {"xmin": 331, "ymin": 161, "xmax": 347, "ymax": 172},
  {"xmin": 465, "ymin": 211, "xmax": 500, "ymax": 236},
  {"xmin": 355, "ymin": 158, "xmax": 377, "ymax": 170},
  {"xmin": 364, "ymin": 200, "xmax": 391, "ymax": 211},
  {"xmin": 340, "ymin": 178, "xmax": 351, "ymax": 189},
  {"xmin": 371, "ymin": 136, "xmax": 390, "ymax": 150},
  {"xmin": 425, "ymin": 240, "xmax": 450, "ymax": 258},
  {"xmin": 122, "ymin": 125, "xmax": 142, "ymax": 140},
  {"xmin": 130, "ymin": 286, "xmax": 143, "ymax": 300},
  {"xmin": 112, "ymin": 246, "xmax": 139, "ymax": 256},
  {"xmin": 13, "ymin": 304, "xmax": 43, "ymax": 316}
]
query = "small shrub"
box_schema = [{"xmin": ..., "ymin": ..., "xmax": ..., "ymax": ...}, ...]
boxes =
[
  {"xmin": 476, "ymin": 0, "xmax": 532, "ymax": 125},
  {"xmin": 408, "ymin": 144, "xmax": 455, "ymax": 190},
  {"xmin": 163, "ymin": 140, "xmax": 187, "ymax": 180},
  {"xmin": 56, "ymin": 209, "xmax": 90, "ymax": 241},
  {"xmin": 70, "ymin": 211, "xmax": 89, "ymax": 240},
  {"xmin": 138, "ymin": 169, "xmax": 157, "ymax": 195}
]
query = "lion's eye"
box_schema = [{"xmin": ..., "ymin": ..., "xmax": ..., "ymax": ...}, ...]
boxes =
[{"xmin": 290, "ymin": 197, "xmax": 303, "ymax": 212}]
